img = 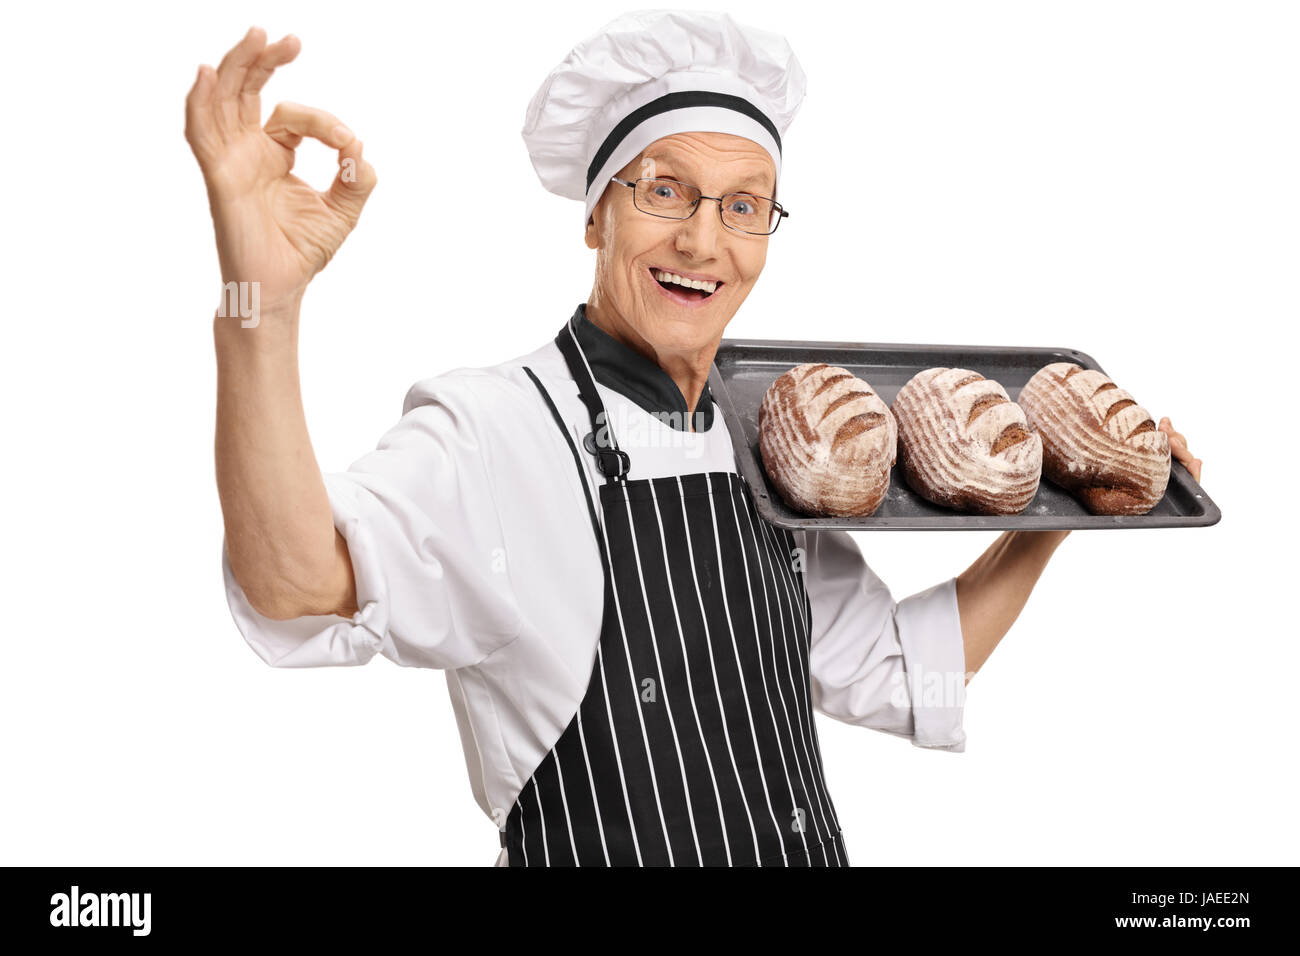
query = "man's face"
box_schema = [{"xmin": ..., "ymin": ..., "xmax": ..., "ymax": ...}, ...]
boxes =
[{"xmin": 584, "ymin": 131, "xmax": 776, "ymax": 359}]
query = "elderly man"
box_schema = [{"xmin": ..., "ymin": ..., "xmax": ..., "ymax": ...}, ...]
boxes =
[{"xmin": 189, "ymin": 12, "xmax": 1202, "ymax": 868}]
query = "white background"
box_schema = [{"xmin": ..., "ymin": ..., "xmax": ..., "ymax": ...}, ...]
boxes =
[{"xmin": 1, "ymin": 0, "xmax": 1294, "ymax": 866}]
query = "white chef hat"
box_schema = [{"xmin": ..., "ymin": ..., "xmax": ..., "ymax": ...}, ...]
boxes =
[{"xmin": 521, "ymin": 8, "xmax": 807, "ymax": 226}]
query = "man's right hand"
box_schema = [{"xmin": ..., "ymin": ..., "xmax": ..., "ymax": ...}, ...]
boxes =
[{"xmin": 185, "ymin": 26, "xmax": 378, "ymax": 315}]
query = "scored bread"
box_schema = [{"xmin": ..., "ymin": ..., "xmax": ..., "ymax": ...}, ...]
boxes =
[
  {"xmin": 758, "ymin": 363, "xmax": 897, "ymax": 517},
  {"xmin": 1018, "ymin": 362, "xmax": 1170, "ymax": 515},
  {"xmin": 892, "ymin": 367, "xmax": 1043, "ymax": 515}
]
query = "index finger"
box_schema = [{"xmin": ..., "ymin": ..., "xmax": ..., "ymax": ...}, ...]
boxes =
[{"xmin": 263, "ymin": 101, "xmax": 355, "ymax": 153}]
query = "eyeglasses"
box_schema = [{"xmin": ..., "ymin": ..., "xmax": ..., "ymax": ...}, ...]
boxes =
[{"xmin": 610, "ymin": 176, "xmax": 789, "ymax": 236}]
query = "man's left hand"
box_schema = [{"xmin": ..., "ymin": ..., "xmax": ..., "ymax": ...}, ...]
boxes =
[{"xmin": 1158, "ymin": 417, "xmax": 1203, "ymax": 483}]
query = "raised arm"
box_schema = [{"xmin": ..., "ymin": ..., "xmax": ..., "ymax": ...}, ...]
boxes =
[
  {"xmin": 955, "ymin": 529, "xmax": 1071, "ymax": 680},
  {"xmin": 956, "ymin": 418, "xmax": 1203, "ymax": 679},
  {"xmin": 186, "ymin": 27, "xmax": 378, "ymax": 620}
]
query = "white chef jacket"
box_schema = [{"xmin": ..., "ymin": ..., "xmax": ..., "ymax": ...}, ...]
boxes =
[{"xmin": 220, "ymin": 307, "xmax": 969, "ymax": 865}]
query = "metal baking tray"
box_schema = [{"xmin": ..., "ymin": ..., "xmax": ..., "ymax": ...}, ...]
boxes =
[{"xmin": 708, "ymin": 337, "xmax": 1220, "ymax": 531}]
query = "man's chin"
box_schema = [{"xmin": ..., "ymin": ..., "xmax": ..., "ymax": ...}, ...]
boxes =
[{"xmin": 641, "ymin": 310, "xmax": 731, "ymax": 351}]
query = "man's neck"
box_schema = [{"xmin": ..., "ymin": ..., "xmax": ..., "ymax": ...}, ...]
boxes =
[{"xmin": 585, "ymin": 299, "xmax": 717, "ymax": 433}]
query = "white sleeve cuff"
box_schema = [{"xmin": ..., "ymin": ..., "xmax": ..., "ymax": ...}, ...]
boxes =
[
  {"xmin": 223, "ymin": 460, "xmax": 520, "ymax": 671},
  {"xmin": 221, "ymin": 474, "xmax": 387, "ymax": 668},
  {"xmin": 894, "ymin": 576, "xmax": 968, "ymax": 752}
]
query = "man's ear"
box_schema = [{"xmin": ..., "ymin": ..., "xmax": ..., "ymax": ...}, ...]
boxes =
[{"xmin": 584, "ymin": 214, "xmax": 598, "ymax": 250}]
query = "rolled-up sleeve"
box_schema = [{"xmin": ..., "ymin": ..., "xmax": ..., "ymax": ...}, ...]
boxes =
[
  {"xmin": 801, "ymin": 529, "xmax": 968, "ymax": 752},
  {"xmin": 221, "ymin": 373, "xmax": 523, "ymax": 671}
]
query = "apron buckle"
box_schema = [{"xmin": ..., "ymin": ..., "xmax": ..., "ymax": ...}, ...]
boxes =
[
  {"xmin": 584, "ymin": 430, "xmax": 631, "ymax": 479},
  {"xmin": 596, "ymin": 447, "xmax": 631, "ymax": 479}
]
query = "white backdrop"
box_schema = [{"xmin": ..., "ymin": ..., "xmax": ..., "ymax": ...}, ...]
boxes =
[{"xmin": 1, "ymin": 0, "xmax": 1294, "ymax": 866}]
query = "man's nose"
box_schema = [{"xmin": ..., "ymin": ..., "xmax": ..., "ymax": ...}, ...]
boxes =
[{"xmin": 674, "ymin": 197, "xmax": 725, "ymax": 256}]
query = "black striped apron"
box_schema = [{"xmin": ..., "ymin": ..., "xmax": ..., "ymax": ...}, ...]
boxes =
[{"xmin": 506, "ymin": 317, "xmax": 848, "ymax": 866}]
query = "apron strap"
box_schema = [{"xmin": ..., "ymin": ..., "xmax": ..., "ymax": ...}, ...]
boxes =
[
  {"xmin": 554, "ymin": 316, "xmax": 630, "ymax": 485},
  {"xmin": 522, "ymin": 366, "xmax": 606, "ymax": 555}
]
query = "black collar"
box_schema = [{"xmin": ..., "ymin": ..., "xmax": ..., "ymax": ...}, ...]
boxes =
[{"xmin": 569, "ymin": 303, "xmax": 716, "ymax": 433}]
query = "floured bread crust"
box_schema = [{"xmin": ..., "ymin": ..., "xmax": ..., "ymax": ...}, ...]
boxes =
[
  {"xmin": 1018, "ymin": 362, "xmax": 1170, "ymax": 515},
  {"xmin": 892, "ymin": 367, "xmax": 1043, "ymax": 515},
  {"xmin": 758, "ymin": 363, "xmax": 897, "ymax": 517}
]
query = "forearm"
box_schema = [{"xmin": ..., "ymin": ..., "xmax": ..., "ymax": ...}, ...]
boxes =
[
  {"xmin": 955, "ymin": 529, "xmax": 1070, "ymax": 680},
  {"xmin": 213, "ymin": 299, "xmax": 356, "ymax": 619}
]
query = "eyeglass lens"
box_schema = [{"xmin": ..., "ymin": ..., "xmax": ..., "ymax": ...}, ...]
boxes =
[{"xmin": 633, "ymin": 178, "xmax": 779, "ymax": 234}]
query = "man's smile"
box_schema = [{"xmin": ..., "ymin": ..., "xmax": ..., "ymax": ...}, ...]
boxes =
[{"xmin": 646, "ymin": 265, "xmax": 723, "ymax": 307}]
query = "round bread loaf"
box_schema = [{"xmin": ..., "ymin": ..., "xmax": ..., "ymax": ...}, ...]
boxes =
[
  {"xmin": 758, "ymin": 363, "xmax": 897, "ymax": 517},
  {"xmin": 892, "ymin": 367, "xmax": 1043, "ymax": 515},
  {"xmin": 1018, "ymin": 362, "xmax": 1170, "ymax": 515}
]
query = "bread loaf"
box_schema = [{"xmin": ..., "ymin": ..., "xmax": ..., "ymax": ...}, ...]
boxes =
[
  {"xmin": 891, "ymin": 368, "xmax": 1043, "ymax": 514},
  {"xmin": 1018, "ymin": 362, "xmax": 1170, "ymax": 515},
  {"xmin": 758, "ymin": 363, "xmax": 897, "ymax": 517}
]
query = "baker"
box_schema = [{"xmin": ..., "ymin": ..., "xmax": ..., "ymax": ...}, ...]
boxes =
[{"xmin": 187, "ymin": 11, "xmax": 1204, "ymax": 867}]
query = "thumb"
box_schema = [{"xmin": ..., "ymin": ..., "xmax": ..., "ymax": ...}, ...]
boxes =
[{"xmin": 325, "ymin": 136, "xmax": 378, "ymax": 225}]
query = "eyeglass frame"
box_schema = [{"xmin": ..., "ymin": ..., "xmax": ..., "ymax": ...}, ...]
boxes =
[{"xmin": 609, "ymin": 176, "xmax": 790, "ymax": 236}]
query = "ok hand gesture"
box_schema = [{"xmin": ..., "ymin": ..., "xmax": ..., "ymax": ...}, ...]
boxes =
[{"xmin": 185, "ymin": 27, "xmax": 378, "ymax": 316}]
